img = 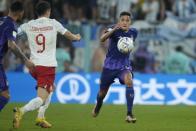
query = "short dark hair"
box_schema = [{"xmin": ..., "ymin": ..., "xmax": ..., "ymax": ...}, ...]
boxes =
[
  {"xmin": 120, "ymin": 11, "xmax": 131, "ymax": 18},
  {"xmin": 35, "ymin": 1, "xmax": 51, "ymax": 16},
  {"xmin": 10, "ymin": 1, "xmax": 24, "ymax": 12}
]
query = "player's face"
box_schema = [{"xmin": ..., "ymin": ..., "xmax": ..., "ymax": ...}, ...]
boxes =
[{"xmin": 119, "ymin": 15, "xmax": 131, "ymax": 31}]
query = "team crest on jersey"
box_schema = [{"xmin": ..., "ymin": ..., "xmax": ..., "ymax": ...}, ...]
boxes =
[{"xmin": 12, "ymin": 31, "xmax": 17, "ymax": 38}]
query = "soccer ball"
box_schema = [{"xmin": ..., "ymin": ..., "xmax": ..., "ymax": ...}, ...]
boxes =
[{"xmin": 117, "ymin": 37, "xmax": 134, "ymax": 54}]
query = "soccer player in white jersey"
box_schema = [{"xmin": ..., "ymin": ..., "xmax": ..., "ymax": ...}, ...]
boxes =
[{"xmin": 13, "ymin": 1, "xmax": 81, "ymax": 129}]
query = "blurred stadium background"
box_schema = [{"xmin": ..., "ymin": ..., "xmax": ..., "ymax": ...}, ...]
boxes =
[{"xmin": 0, "ymin": 0, "xmax": 196, "ymax": 130}]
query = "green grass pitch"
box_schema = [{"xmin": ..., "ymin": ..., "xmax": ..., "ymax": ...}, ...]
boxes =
[{"xmin": 0, "ymin": 103, "xmax": 196, "ymax": 131}]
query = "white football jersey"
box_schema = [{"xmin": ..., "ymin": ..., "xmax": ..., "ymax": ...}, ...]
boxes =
[{"xmin": 19, "ymin": 17, "xmax": 68, "ymax": 67}]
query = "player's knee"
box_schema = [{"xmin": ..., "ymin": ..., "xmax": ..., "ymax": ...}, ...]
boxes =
[
  {"xmin": 38, "ymin": 96, "xmax": 47, "ymax": 102},
  {"xmin": 1, "ymin": 92, "xmax": 10, "ymax": 100},
  {"xmin": 1, "ymin": 94, "xmax": 10, "ymax": 100},
  {"xmin": 99, "ymin": 90, "xmax": 108, "ymax": 98},
  {"xmin": 125, "ymin": 80, "xmax": 132, "ymax": 87},
  {"xmin": 37, "ymin": 93, "xmax": 47, "ymax": 102},
  {"xmin": 99, "ymin": 92, "xmax": 106, "ymax": 98},
  {"xmin": 124, "ymin": 73, "xmax": 133, "ymax": 87},
  {"xmin": 37, "ymin": 87, "xmax": 50, "ymax": 102}
]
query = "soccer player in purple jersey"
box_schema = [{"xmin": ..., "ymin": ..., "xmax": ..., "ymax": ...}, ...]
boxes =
[
  {"xmin": 0, "ymin": 1, "xmax": 34, "ymax": 112},
  {"xmin": 92, "ymin": 11, "xmax": 138, "ymax": 123}
]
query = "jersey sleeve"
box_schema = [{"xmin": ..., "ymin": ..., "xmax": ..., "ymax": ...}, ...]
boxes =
[
  {"xmin": 105, "ymin": 25, "xmax": 115, "ymax": 33},
  {"xmin": 105, "ymin": 25, "xmax": 115, "ymax": 38},
  {"xmin": 5, "ymin": 26, "xmax": 17, "ymax": 42},
  {"xmin": 53, "ymin": 19, "xmax": 68, "ymax": 35},
  {"xmin": 131, "ymin": 28, "xmax": 138, "ymax": 41},
  {"xmin": 18, "ymin": 23, "xmax": 27, "ymax": 33},
  {"xmin": 17, "ymin": 23, "xmax": 27, "ymax": 37}
]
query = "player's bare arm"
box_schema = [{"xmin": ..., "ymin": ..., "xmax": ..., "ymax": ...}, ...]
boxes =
[
  {"xmin": 100, "ymin": 24, "xmax": 122, "ymax": 43},
  {"xmin": 64, "ymin": 31, "xmax": 81, "ymax": 41},
  {"xmin": 8, "ymin": 40, "xmax": 35, "ymax": 70}
]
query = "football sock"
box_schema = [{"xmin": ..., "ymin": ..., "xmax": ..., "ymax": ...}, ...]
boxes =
[
  {"xmin": 20, "ymin": 97, "xmax": 43, "ymax": 114},
  {"xmin": 126, "ymin": 87, "xmax": 134, "ymax": 116},
  {"xmin": 95, "ymin": 93, "xmax": 104, "ymax": 112},
  {"xmin": 37, "ymin": 93, "xmax": 53, "ymax": 118},
  {"xmin": 0, "ymin": 96, "xmax": 9, "ymax": 111}
]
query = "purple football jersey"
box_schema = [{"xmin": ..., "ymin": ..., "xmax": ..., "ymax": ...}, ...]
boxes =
[
  {"xmin": 103, "ymin": 27, "xmax": 138, "ymax": 70},
  {"xmin": 0, "ymin": 16, "xmax": 17, "ymax": 63}
]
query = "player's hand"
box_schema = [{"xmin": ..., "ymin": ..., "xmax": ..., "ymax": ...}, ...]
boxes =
[
  {"xmin": 114, "ymin": 23, "xmax": 123, "ymax": 30},
  {"xmin": 25, "ymin": 60, "xmax": 35, "ymax": 71},
  {"xmin": 74, "ymin": 34, "xmax": 81, "ymax": 41}
]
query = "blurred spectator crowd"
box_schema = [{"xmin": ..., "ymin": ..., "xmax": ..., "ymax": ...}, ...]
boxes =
[{"xmin": 1, "ymin": 0, "xmax": 196, "ymax": 74}]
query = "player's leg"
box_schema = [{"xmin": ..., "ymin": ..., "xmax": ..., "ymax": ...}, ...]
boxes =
[
  {"xmin": 36, "ymin": 92, "xmax": 53, "ymax": 128},
  {"xmin": 13, "ymin": 87, "xmax": 48, "ymax": 128},
  {"xmin": 34, "ymin": 67, "xmax": 55, "ymax": 128},
  {"xmin": 92, "ymin": 68, "xmax": 116, "ymax": 117},
  {"xmin": 92, "ymin": 87, "xmax": 109, "ymax": 117},
  {"xmin": 37, "ymin": 92, "xmax": 53, "ymax": 119},
  {"xmin": 119, "ymin": 70, "xmax": 136, "ymax": 123},
  {"xmin": 20, "ymin": 87, "xmax": 48, "ymax": 113},
  {"xmin": 13, "ymin": 66, "xmax": 55, "ymax": 128},
  {"xmin": 0, "ymin": 65, "xmax": 10, "ymax": 112},
  {"xmin": 0, "ymin": 90, "xmax": 10, "ymax": 111}
]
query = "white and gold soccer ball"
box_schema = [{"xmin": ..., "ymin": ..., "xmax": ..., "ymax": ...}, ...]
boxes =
[{"xmin": 117, "ymin": 37, "xmax": 134, "ymax": 54}]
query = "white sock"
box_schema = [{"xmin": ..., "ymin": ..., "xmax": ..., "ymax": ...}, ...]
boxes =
[
  {"xmin": 37, "ymin": 93, "xmax": 53, "ymax": 118},
  {"xmin": 20, "ymin": 97, "xmax": 43, "ymax": 114}
]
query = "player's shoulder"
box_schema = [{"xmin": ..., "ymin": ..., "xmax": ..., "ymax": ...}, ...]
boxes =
[
  {"xmin": 128, "ymin": 27, "xmax": 138, "ymax": 37},
  {"xmin": 51, "ymin": 18, "xmax": 61, "ymax": 25},
  {"xmin": 0, "ymin": 16, "xmax": 5, "ymax": 22},
  {"xmin": 25, "ymin": 19, "xmax": 36, "ymax": 25},
  {"xmin": 43, "ymin": 18, "xmax": 56, "ymax": 23},
  {"xmin": 129, "ymin": 27, "xmax": 138, "ymax": 33},
  {"xmin": 29, "ymin": 17, "xmax": 54, "ymax": 24},
  {"xmin": 3, "ymin": 16, "xmax": 15, "ymax": 27},
  {"xmin": 128, "ymin": 27, "xmax": 138, "ymax": 40},
  {"xmin": 20, "ymin": 19, "xmax": 34, "ymax": 29},
  {"xmin": 36, "ymin": 18, "xmax": 61, "ymax": 25},
  {"xmin": 3, "ymin": 17, "xmax": 17, "ymax": 32}
]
